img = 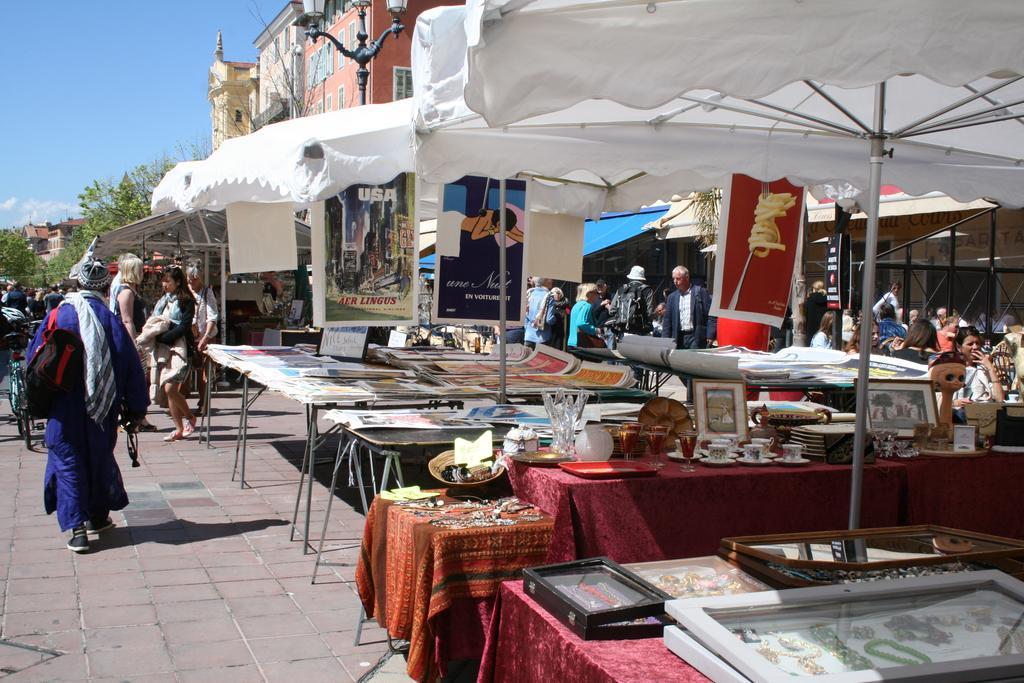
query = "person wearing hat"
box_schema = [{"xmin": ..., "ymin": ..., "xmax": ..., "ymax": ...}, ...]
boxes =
[
  {"xmin": 661, "ymin": 265, "xmax": 716, "ymax": 349},
  {"xmin": 28, "ymin": 248, "xmax": 149, "ymax": 553},
  {"xmin": 609, "ymin": 265, "xmax": 657, "ymax": 342}
]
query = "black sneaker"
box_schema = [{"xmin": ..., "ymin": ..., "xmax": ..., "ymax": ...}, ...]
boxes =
[
  {"xmin": 85, "ymin": 517, "xmax": 115, "ymax": 535},
  {"xmin": 67, "ymin": 526, "xmax": 89, "ymax": 553}
]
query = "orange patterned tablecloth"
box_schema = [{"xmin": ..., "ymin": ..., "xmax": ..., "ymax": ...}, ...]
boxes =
[{"xmin": 356, "ymin": 495, "xmax": 553, "ymax": 683}]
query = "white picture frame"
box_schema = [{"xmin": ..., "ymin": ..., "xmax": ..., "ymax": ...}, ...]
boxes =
[
  {"xmin": 665, "ymin": 570, "xmax": 1024, "ymax": 683},
  {"xmin": 693, "ymin": 379, "xmax": 749, "ymax": 441},
  {"xmin": 862, "ymin": 378, "xmax": 939, "ymax": 438}
]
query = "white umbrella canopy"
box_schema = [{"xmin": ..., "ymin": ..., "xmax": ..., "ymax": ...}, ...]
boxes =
[
  {"xmin": 151, "ymin": 99, "xmax": 417, "ymax": 213},
  {"xmin": 450, "ymin": 0, "xmax": 1024, "ymax": 528}
]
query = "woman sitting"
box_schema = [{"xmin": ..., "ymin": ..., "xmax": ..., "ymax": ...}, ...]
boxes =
[
  {"xmin": 889, "ymin": 320, "xmax": 939, "ymax": 364},
  {"xmin": 152, "ymin": 266, "xmax": 196, "ymax": 441},
  {"xmin": 953, "ymin": 326, "xmax": 1005, "ymax": 404},
  {"xmin": 844, "ymin": 321, "xmax": 879, "ymax": 355},
  {"xmin": 568, "ymin": 283, "xmax": 601, "ymax": 349},
  {"xmin": 809, "ymin": 310, "xmax": 835, "ymax": 349}
]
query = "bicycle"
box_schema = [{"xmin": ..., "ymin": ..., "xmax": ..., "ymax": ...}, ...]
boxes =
[{"xmin": 5, "ymin": 320, "xmax": 40, "ymax": 450}]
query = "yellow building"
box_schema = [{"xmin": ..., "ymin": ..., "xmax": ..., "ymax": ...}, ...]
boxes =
[{"xmin": 209, "ymin": 31, "xmax": 258, "ymax": 151}]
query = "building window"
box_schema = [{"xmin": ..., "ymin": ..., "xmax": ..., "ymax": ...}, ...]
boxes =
[
  {"xmin": 234, "ymin": 109, "xmax": 243, "ymax": 123},
  {"xmin": 348, "ymin": 23, "xmax": 356, "ymax": 51},
  {"xmin": 326, "ymin": 94, "xmax": 333, "ymax": 111},
  {"xmin": 394, "ymin": 67, "xmax": 413, "ymax": 100},
  {"xmin": 338, "ymin": 86, "xmax": 345, "ymax": 109}
]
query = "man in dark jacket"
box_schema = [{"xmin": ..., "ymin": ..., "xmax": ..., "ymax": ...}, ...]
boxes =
[
  {"xmin": 5, "ymin": 283, "xmax": 27, "ymax": 313},
  {"xmin": 609, "ymin": 266, "xmax": 656, "ymax": 340},
  {"xmin": 661, "ymin": 266, "xmax": 716, "ymax": 349}
]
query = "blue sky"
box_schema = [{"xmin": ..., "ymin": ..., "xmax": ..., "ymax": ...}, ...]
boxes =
[{"xmin": 0, "ymin": 0, "xmax": 288, "ymax": 228}]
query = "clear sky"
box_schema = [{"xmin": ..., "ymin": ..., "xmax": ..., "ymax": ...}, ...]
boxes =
[{"xmin": 0, "ymin": 0, "xmax": 289, "ymax": 228}]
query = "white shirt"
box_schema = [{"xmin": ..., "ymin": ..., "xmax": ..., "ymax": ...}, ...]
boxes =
[
  {"xmin": 678, "ymin": 288, "xmax": 693, "ymax": 332},
  {"xmin": 194, "ymin": 286, "xmax": 220, "ymax": 337},
  {"xmin": 872, "ymin": 290, "xmax": 899, "ymax": 319}
]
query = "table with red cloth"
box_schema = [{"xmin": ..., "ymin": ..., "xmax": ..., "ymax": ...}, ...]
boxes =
[
  {"xmin": 897, "ymin": 452, "xmax": 1024, "ymax": 538},
  {"xmin": 355, "ymin": 494, "xmax": 554, "ymax": 683},
  {"xmin": 478, "ymin": 580, "xmax": 708, "ymax": 683},
  {"xmin": 508, "ymin": 459, "xmax": 907, "ymax": 563}
]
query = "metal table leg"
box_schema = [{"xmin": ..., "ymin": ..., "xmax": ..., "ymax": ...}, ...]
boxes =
[
  {"xmin": 231, "ymin": 375, "xmax": 249, "ymax": 483},
  {"xmin": 312, "ymin": 436, "xmax": 356, "ymax": 584},
  {"xmin": 303, "ymin": 405, "xmax": 319, "ymax": 554},
  {"xmin": 201, "ymin": 356, "xmax": 214, "ymax": 447},
  {"xmin": 289, "ymin": 404, "xmax": 313, "ymax": 543}
]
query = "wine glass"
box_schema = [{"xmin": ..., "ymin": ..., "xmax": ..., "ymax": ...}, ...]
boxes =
[
  {"xmin": 647, "ymin": 425, "xmax": 669, "ymax": 469},
  {"xmin": 678, "ymin": 431, "xmax": 698, "ymax": 472},
  {"xmin": 619, "ymin": 423, "xmax": 642, "ymax": 461}
]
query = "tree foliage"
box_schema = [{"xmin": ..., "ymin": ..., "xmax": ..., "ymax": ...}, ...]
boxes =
[
  {"xmin": 693, "ymin": 188, "xmax": 723, "ymax": 248},
  {"xmin": 0, "ymin": 230, "xmax": 44, "ymax": 286},
  {"xmin": 46, "ymin": 157, "xmax": 174, "ymax": 283}
]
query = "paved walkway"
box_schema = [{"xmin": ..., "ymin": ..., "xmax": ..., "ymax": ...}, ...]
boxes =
[{"xmin": 0, "ymin": 391, "xmax": 397, "ymax": 682}]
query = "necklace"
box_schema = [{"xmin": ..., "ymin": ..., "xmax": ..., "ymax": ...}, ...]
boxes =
[
  {"xmin": 864, "ymin": 638, "xmax": 932, "ymax": 666},
  {"xmin": 809, "ymin": 625, "xmax": 874, "ymax": 671}
]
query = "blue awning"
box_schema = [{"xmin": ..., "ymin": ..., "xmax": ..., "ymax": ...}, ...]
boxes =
[
  {"xmin": 419, "ymin": 206, "xmax": 667, "ymax": 270},
  {"xmin": 584, "ymin": 206, "xmax": 668, "ymax": 256}
]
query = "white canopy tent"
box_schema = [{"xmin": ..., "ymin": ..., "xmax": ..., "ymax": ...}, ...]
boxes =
[{"xmin": 451, "ymin": 0, "xmax": 1024, "ymax": 527}]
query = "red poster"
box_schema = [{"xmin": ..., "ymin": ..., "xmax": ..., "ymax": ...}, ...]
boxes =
[{"xmin": 711, "ymin": 175, "xmax": 804, "ymax": 327}]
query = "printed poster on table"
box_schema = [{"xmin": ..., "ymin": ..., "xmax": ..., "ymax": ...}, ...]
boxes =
[
  {"xmin": 433, "ymin": 176, "xmax": 528, "ymax": 325},
  {"xmin": 711, "ymin": 174, "xmax": 805, "ymax": 327},
  {"xmin": 321, "ymin": 173, "xmax": 416, "ymax": 326}
]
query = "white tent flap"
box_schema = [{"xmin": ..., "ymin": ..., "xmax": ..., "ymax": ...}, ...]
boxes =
[
  {"xmin": 226, "ymin": 202, "xmax": 298, "ymax": 273},
  {"xmin": 525, "ymin": 212, "xmax": 583, "ymax": 282}
]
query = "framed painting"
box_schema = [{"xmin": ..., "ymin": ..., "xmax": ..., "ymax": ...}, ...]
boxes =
[
  {"xmin": 693, "ymin": 380, "xmax": 749, "ymax": 441},
  {"xmin": 862, "ymin": 378, "xmax": 938, "ymax": 437}
]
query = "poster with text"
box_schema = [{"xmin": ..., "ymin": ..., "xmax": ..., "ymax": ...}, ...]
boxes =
[
  {"xmin": 711, "ymin": 175, "xmax": 805, "ymax": 327},
  {"xmin": 432, "ymin": 176, "xmax": 528, "ymax": 325},
  {"xmin": 322, "ymin": 173, "xmax": 416, "ymax": 326}
]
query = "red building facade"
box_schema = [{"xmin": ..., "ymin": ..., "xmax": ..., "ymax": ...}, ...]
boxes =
[{"xmin": 302, "ymin": 0, "xmax": 446, "ymax": 112}]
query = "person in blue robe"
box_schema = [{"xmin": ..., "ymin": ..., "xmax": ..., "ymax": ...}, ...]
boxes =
[{"xmin": 28, "ymin": 253, "xmax": 149, "ymax": 552}]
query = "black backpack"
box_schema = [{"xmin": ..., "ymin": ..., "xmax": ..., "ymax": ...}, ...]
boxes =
[
  {"xmin": 26, "ymin": 308, "xmax": 85, "ymax": 419},
  {"xmin": 613, "ymin": 282, "xmax": 651, "ymax": 335}
]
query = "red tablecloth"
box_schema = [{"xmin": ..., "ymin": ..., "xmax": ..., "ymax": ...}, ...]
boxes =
[
  {"xmin": 355, "ymin": 496, "xmax": 553, "ymax": 682},
  {"xmin": 478, "ymin": 581, "xmax": 708, "ymax": 683},
  {"xmin": 509, "ymin": 459, "xmax": 907, "ymax": 563},
  {"xmin": 897, "ymin": 453, "xmax": 1024, "ymax": 538}
]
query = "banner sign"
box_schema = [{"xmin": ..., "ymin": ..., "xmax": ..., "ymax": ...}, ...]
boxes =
[
  {"xmin": 711, "ymin": 174, "xmax": 805, "ymax": 327},
  {"xmin": 321, "ymin": 173, "xmax": 416, "ymax": 326},
  {"xmin": 826, "ymin": 234, "xmax": 842, "ymax": 310},
  {"xmin": 433, "ymin": 176, "xmax": 528, "ymax": 325}
]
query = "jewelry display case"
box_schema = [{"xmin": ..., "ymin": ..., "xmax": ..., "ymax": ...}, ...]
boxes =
[
  {"xmin": 719, "ymin": 525, "xmax": 1024, "ymax": 588},
  {"xmin": 522, "ymin": 557, "xmax": 671, "ymax": 640},
  {"xmin": 624, "ymin": 555, "xmax": 770, "ymax": 599},
  {"xmin": 665, "ymin": 570, "xmax": 1024, "ymax": 682}
]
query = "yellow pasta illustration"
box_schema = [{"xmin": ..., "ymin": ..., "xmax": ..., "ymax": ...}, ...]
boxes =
[{"xmin": 748, "ymin": 192, "xmax": 795, "ymax": 257}]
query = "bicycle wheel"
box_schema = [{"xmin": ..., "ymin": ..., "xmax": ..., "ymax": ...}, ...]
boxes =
[{"xmin": 10, "ymin": 362, "xmax": 30, "ymax": 449}]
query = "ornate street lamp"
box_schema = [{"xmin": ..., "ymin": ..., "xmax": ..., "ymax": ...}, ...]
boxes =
[{"xmin": 296, "ymin": 0, "xmax": 408, "ymax": 106}]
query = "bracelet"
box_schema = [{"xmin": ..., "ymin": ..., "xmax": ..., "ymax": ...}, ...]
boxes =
[{"xmin": 864, "ymin": 638, "xmax": 932, "ymax": 666}]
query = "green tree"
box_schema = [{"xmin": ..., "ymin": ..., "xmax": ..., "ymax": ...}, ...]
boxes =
[
  {"xmin": 0, "ymin": 230, "xmax": 44, "ymax": 286},
  {"xmin": 46, "ymin": 156, "xmax": 174, "ymax": 283}
]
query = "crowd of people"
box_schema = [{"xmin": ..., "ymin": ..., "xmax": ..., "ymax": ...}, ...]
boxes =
[{"xmin": 515, "ymin": 264, "xmax": 717, "ymax": 352}]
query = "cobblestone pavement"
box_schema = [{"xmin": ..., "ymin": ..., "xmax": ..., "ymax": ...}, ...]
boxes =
[{"xmin": 0, "ymin": 391, "xmax": 397, "ymax": 682}]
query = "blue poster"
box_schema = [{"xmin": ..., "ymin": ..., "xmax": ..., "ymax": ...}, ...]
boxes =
[{"xmin": 433, "ymin": 176, "xmax": 528, "ymax": 324}]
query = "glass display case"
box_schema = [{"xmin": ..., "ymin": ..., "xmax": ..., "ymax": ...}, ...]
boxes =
[
  {"xmin": 522, "ymin": 557, "xmax": 671, "ymax": 640},
  {"xmin": 719, "ymin": 525, "xmax": 1024, "ymax": 588},
  {"xmin": 624, "ymin": 555, "xmax": 770, "ymax": 599},
  {"xmin": 665, "ymin": 570, "xmax": 1024, "ymax": 682}
]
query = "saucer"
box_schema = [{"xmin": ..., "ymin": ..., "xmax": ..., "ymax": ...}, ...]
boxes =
[
  {"xmin": 776, "ymin": 457, "xmax": 812, "ymax": 466},
  {"xmin": 667, "ymin": 451, "xmax": 703, "ymax": 462},
  {"xmin": 736, "ymin": 456, "xmax": 775, "ymax": 466},
  {"xmin": 700, "ymin": 456, "xmax": 737, "ymax": 467}
]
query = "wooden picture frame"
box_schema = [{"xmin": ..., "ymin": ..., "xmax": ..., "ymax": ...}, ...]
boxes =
[
  {"xmin": 861, "ymin": 378, "xmax": 938, "ymax": 438},
  {"xmin": 693, "ymin": 379, "xmax": 749, "ymax": 441}
]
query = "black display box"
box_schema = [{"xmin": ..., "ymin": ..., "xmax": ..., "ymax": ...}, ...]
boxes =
[{"xmin": 522, "ymin": 557, "xmax": 672, "ymax": 640}]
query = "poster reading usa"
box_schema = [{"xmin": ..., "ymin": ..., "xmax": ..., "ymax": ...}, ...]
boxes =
[
  {"xmin": 433, "ymin": 176, "xmax": 528, "ymax": 325},
  {"xmin": 322, "ymin": 173, "xmax": 416, "ymax": 326},
  {"xmin": 711, "ymin": 174, "xmax": 805, "ymax": 328}
]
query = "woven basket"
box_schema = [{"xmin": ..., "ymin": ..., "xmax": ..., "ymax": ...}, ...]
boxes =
[{"xmin": 428, "ymin": 450, "xmax": 506, "ymax": 488}]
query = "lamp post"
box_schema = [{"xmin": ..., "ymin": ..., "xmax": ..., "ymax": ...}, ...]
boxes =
[{"xmin": 295, "ymin": 0, "xmax": 408, "ymax": 107}]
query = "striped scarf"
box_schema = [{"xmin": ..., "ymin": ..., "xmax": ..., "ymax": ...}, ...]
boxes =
[{"xmin": 65, "ymin": 292, "xmax": 116, "ymax": 425}]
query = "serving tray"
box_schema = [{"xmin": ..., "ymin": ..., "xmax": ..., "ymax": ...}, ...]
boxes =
[{"xmin": 559, "ymin": 460, "xmax": 658, "ymax": 479}]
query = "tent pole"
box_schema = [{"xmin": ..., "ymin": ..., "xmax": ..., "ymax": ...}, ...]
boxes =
[
  {"xmin": 220, "ymin": 244, "xmax": 227, "ymax": 343},
  {"xmin": 498, "ymin": 179, "xmax": 508, "ymax": 403},
  {"xmin": 848, "ymin": 83, "xmax": 887, "ymax": 530}
]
